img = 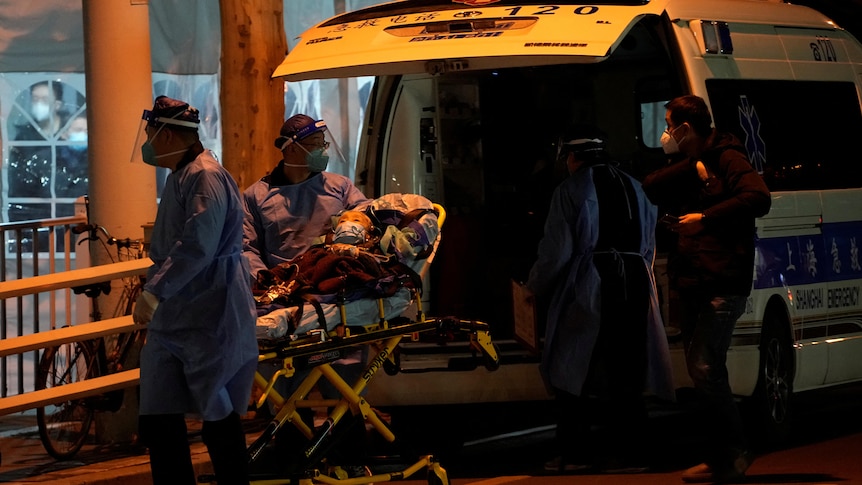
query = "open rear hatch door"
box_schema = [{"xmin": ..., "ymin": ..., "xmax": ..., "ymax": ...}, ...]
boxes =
[{"xmin": 274, "ymin": 0, "xmax": 669, "ymax": 81}]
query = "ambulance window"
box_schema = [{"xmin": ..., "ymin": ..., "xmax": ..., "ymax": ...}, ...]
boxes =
[
  {"xmin": 706, "ymin": 79, "xmax": 862, "ymax": 191},
  {"xmin": 636, "ymin": 76, "xmax": 676, "ymax": 150},
  {"xmin": 640, "ymin": 100, "xmax": 668, "ymax": 149}
]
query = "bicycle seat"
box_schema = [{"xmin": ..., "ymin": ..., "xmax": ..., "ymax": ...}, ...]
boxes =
[{"xmin": 72, "ymin": 281, "xmax": 112, "ymax": 298}]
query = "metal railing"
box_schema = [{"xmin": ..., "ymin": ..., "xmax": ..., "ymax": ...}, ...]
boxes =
[{"xmin": 1, "ymin": 215, "xmax": 86, "ymax": 399}]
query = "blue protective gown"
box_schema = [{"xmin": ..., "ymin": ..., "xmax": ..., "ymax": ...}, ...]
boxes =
[
  {"xmin": 526, "ymin": 163, "xmax": 674, "ymax": 401},
  {"xmin": 139, "ymin": 149, "xmax": 258, "ymax": 421},
  {"xmin": 242, "ymin": 163, "xmax": 370, "ymax": 276}
]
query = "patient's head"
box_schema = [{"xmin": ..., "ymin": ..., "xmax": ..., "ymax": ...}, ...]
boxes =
[{"xmin": 332, "ymin": 210, "xmax": 374, "ymax": 245}]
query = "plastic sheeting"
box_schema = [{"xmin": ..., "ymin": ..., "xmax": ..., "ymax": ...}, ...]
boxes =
[{"xmin": 0, "ymin": 0, "xmax": 384, "ymax": 223}]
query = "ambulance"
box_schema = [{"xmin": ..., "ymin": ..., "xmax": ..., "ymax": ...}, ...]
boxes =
[{"xmin": 273, "ymin": 0, "xmax": 862, "ymax": 441}]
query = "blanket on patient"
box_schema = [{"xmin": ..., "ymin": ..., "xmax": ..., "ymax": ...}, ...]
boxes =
[
  {"xmin": 254, "ymin": 193, "xmax": 439, "ymax": 339},
  {"xmin": 253, "ymin": 245, "xmax": 422, "ymax": 312}
]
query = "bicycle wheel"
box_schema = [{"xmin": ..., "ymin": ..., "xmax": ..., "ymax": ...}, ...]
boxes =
[
  {"xmin": 36, "ymin": 339, "xmax": 99, "ymax": 460},
  {"xmin": 102, "ymin": 279, "xmax": 143, "ymax": 372}
]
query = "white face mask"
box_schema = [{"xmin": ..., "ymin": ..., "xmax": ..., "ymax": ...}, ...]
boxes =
[
  {"xmin": 68, "ymin": 131, "xmax": 87, "ymax": 143},
  {"xmin": 68, "ymin": 131, "xmax": 88, "ymax": 151},
  {"xmin": 660, "ymin": 124, "xmax": 686, "ymax": 155},
  {"xmin": 31, "ymin": 102, "xmax": 51, "ymax": 123}
]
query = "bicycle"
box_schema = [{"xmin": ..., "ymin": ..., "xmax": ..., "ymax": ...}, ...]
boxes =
[{"xmin": 34, "ymin": 214, "xmax": 148, "ymax": 460}]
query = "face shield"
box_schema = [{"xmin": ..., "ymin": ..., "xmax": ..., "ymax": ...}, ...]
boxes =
[
  {"xmin": 556, "ymin": 136, "xmax": 607, "ymax": 176},
  {"xmin": 131, "ymin": 108, "xmax": 199, "ymax": 166},
  {"xmin": 556, "ymin": 137, "xmax": 605, "ymax": 160},
  {"xmin": 275, "ymin": 119, "xmax": 347, "ymax": 173}
]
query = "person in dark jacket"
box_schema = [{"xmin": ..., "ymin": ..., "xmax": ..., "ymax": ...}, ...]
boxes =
[{"xmin": 642, "ymin": 95, "xmax": 771, "ymax": 483}]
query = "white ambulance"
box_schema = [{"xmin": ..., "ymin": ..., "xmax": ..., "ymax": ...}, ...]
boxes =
[{"xmin": 274, "ymin": 0, "xmax": 862, "ymax": 441}]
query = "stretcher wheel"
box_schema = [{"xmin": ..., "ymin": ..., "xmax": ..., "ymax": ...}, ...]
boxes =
[
  {"xmin": 383, "ymin": 350, "xmax": 400, "ymax": 375},
  {"xmin": 483, "ymin": 343, "xmax": 501, "ymax": 371},
  {"xmin": 427, "ymin": 462, "xmax": 450, "ymax": 485}
]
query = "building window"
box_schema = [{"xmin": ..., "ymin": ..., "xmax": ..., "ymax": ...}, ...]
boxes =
[{"xmin": 4, "ymin": 78, "xmax": 88, "ymax": 223}]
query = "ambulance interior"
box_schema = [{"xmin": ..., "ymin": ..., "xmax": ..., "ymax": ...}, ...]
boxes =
[{"xmin": 370, "ymin": 16, "xmax": 681, "ymax": 344}]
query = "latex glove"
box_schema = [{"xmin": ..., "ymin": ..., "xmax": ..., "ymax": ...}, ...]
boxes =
[{"xmin": 133, "ymin": 290, "xmax": 160, "ymax": 325}]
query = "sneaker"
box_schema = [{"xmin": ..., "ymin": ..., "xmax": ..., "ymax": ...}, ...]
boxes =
[
  {"xmin": 543, "ymin": 456, "xmax": 593, "ymax": 473},
  {"xmin": 682, "ymin": 451, "xmax": 753, "ymax": 483}
]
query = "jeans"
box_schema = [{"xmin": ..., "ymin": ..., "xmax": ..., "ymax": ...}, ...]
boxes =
[{"xmin": 678, "ymin": 291, "xmax": 749, "ymax": 465}]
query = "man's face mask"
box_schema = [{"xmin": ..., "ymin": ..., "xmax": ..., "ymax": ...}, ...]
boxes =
[
  {"xmin": 305, "ymin": 147, "xmax": 330, "ymax": 173},
  {"xmin": 660, "ymin": 124, "xmax": 686, "ymax": 155},
  {"xmin": 288, "ymin": 141, "xmax": 330, "ymax": 172},
  {"xmin": 140, "ymin": 125, "xmax": 190, "ymax": 167},
  {"xmin": 31, "ymin": 102, "xmax": 50, "ymax": 123},
  {"xmin": 140, "ymin": 125, "xmax": 166, "ymax": 166}
]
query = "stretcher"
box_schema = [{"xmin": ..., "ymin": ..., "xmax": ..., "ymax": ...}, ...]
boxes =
[{"xmin": 204, "ymin": 203, "xmax": 500, "ymax": 485}]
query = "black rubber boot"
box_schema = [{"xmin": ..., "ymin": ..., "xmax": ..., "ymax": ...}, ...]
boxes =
[
  {"xmin": 138, "ymin": 413, "xmax": 195, "ymax": 485},
  {"xmin": 202, "ymin": 412, "xmax": 250, "ymax": 485}
]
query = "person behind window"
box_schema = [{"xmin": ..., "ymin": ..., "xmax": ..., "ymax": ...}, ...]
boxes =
[
  {"xmin": 16, "ymin": 81, "xmax": 67, "ymax": 140},
  {"xmin": 8, "ymin": 81, "xmax": 70, "ymax": 200},
  {"xmin": 132, "ymin": 95, "xmax": 257, "ymax": 485},
  {"xmin": 56, "ymin": 114, "xmax": 89, "ymax": 198},
  {"xmin": 641, "ymin": 94, "xmax": 771, "ymax": 483},
  {"xmin": 526, "ymin": 124, "xmax": 673, "ymax": 474}
]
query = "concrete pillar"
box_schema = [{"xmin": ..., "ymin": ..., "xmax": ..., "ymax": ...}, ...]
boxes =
[{"xmin": 81, "ymin": 0, "xmax": 156, "ymax": 445}]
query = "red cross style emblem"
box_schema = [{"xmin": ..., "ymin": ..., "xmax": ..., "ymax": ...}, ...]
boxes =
[{"xmin": 453, "ymin": 0, "xmax": 501, "ymax": 5}]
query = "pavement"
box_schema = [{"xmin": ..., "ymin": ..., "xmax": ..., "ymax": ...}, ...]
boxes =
[
  {"xmin": 0, "ymin": 411, "xmax": 216, "ymax": 484},
  {"xmin": 0, "ymin": 406, "xmax": 438, "ymax": 485},
  {"xmin": 0, "ymin": 396, "xmax": 755, "ymax": 485},
  {"xmin": 0, "ymin": 400, "xmax": 533, "ymax": 485}
]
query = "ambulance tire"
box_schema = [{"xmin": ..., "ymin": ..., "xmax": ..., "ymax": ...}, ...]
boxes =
[{"xmin": 746, "ymin": 306, "xmax": 794, "ymax": 447}]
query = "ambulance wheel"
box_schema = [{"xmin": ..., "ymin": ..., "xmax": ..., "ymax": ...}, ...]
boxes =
[{"xmin": 746, "ymin": 305, "xmax": 794, "ymax": 446}]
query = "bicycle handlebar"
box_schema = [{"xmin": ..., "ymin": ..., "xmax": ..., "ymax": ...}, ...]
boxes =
[
  {"xmin": 73, "ymin": 223, "xmax": 144, "ymax": 251},
  {"xmin": 109, "ymin": 237, "xmax": 142, "ymax": 250}
]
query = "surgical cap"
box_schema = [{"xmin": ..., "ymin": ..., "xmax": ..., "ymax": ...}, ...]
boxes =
[
  {"xmin": 274, "ymin": 114, "xmax": 327, "ymax": 149},
  {"xmin": 143, "ymin": 95, "xmax": 200, "ymax": 131}
]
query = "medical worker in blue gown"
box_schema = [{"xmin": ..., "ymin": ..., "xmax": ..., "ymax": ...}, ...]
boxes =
[
  {"xmin": 132, "ymin": 96, "xmax": 258, "ymax": 485},
  {"xmin": 242, "ymin": 113, "xmax": 370, "ymax": 278},
  {"xmin": 241, "ymin": 114, "xmax": 371, "ymax": 470},
  {"xmin": 526, "ymin": 125, "xmax": 674, "ymax": 473}
]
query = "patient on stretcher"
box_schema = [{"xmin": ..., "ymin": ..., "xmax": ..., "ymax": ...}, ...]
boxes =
[
  {"xmin": 325, "ymin": 209, "xmax": 378, "ymax": 251},
  {"xmin": 255, "ymin": 195, "xmax": 439, "ymax": 341}
]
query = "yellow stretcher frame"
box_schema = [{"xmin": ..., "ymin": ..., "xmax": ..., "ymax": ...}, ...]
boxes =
[
  {"xmin": 200, "ymin": 203, "xmax": 500, "ymax": 485},
  {"xmin": 238, "ymin": 313, "xmax": 499, "ymax": 485}
]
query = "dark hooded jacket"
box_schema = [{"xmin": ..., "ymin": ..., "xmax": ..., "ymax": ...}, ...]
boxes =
[{"xmin": 642, "ymin": 132, "xmax": 771, "ymax": 295}]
